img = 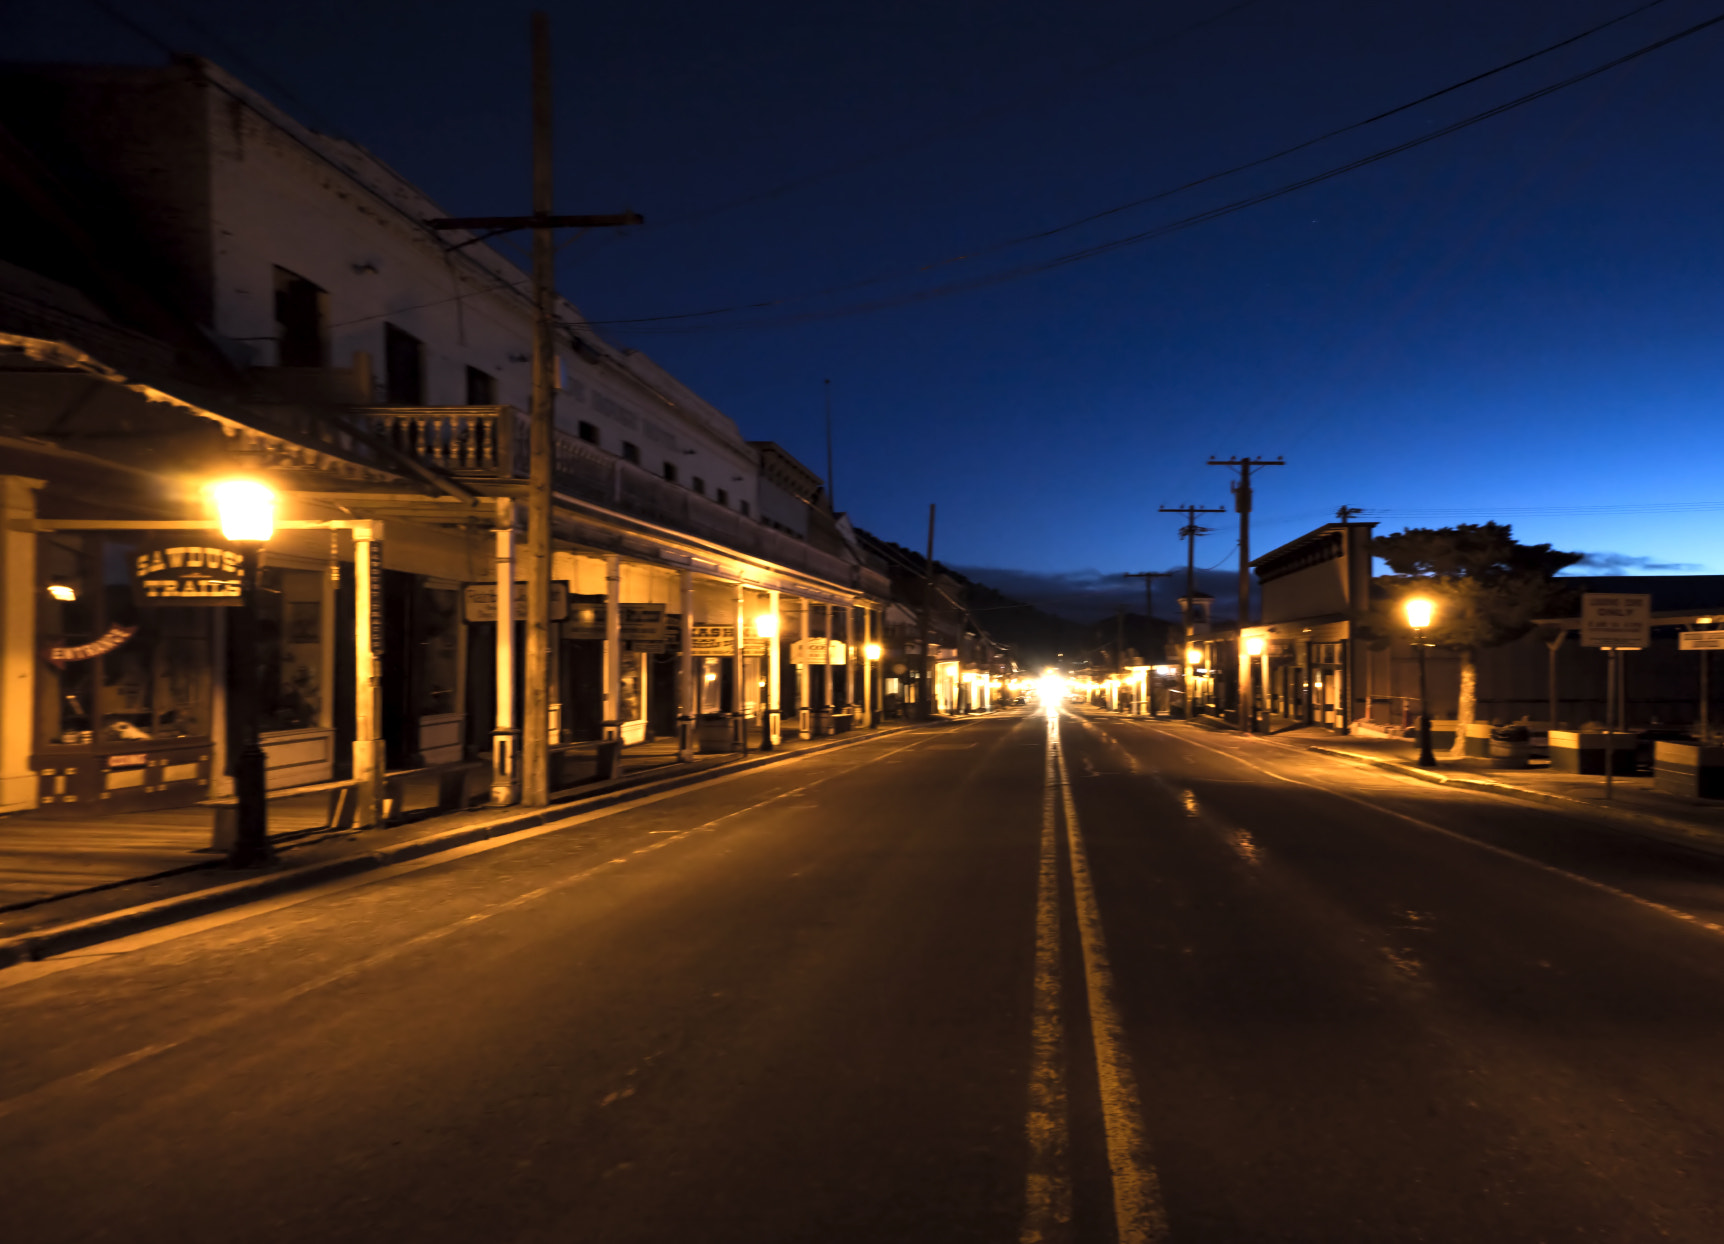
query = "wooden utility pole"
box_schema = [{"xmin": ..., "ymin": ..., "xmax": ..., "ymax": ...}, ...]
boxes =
[
  {"xmin": 1124, "ymin": 570, "xmax": 1173, "ymax": 714},
  {"xmin": 427, "ymin": 11, "xmax": 641, "ymax": 806},
  {"xmin": 1159, "ymin": 504, "xmax": 1225, "ymax": 720},
  {"xmin": 1208, "ymin": 456, "xmax": 1284, "ymax": 731},
  {"xmin": 919, "ymin": 503, "xmax": 936, "ymax": 720}
]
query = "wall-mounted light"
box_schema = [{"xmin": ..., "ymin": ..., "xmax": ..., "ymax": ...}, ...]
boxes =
[
  {"xmin": 754, "ymin": 613, "xmax": 778, "ymax": 639},
  {"xmin": 47, "ymin": 584, "xmax": 76, "ymax": 602},
  {"xmin": 864, "ymin": 643, "xmax": 882, "ymax": 661}
]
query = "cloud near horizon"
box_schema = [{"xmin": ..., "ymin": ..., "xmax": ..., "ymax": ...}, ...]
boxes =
[
  {"xmin": 1563, "ymin": 552, "xmax": 1703, "ymax": 574},
  {"xmin": 952, "ymin": 565, "xmax": 1250, "ymax": 624}
]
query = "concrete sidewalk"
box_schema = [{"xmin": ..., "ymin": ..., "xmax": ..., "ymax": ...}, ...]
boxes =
[
  {"xmin": 1272, "ymin": 728, "xmax": 1724, "ymax": 857},
  {"xmin": 0, "ymin": 719, "xmax": 936, "ymax": 969}
]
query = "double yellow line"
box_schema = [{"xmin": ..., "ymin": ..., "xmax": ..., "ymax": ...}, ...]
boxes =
[{"xmin": 1022, "ymin": 707, "xmax": 1168, "ymax": 1244}]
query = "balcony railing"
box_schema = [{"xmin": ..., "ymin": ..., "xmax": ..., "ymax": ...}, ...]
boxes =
[{"xmin": 360, "ymin": 406, "xmax": 881, "ymax": 591}]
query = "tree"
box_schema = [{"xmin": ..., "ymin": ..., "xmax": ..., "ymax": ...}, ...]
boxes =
[{"xmin": 1373, "ymin": 523, "xmax": 1582, "ymax": 752}]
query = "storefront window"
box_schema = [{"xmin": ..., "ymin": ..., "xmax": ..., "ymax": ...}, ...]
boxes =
[
  {"xmin": 256, "ymin": 567, "xmax": 323, "ymax": 731},
  {"xmin": 414, "ymin": 586, "xmax": 460, "ymax": 716},
  {"xmin": 699, "ymin": 657, "xmax": 724, "ymax": 714},
  {"xmin": 620, "ymin": 654, "xmax": 643, "ymax": 722},
  {"xmin": 36, "ymin": 534, "xmax": 213, "ymax": 746}
]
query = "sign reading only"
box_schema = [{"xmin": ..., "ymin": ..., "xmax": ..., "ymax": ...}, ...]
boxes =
[{"xmin": 1580, "ymin": 592, "xmax": 1651, "ymax": 648}]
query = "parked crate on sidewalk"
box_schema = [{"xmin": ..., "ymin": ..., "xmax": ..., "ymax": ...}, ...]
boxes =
[
  {"xmin": 1654, "ymin": 741, "xmax": 1724, "ymax": 800},
  {"xmin": 1549, "ymin": 730, "xmax": 1638, "ymax": 775}
]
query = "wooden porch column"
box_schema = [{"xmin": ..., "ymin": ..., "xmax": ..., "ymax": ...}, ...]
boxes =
[
  {"xmin": 490, "ymin": 498, "xmax": 519, "ymax": 806},
  {"xmin": 0, "ymin": 477, "xmax": 44, "ymax": 812},
  {"xmin": 352, "ymin": 520, "xmax": 386, "ymax": 827},
  {"xmin": 676, "ymin": 568, "xmax": 695, "ymax": 761}
]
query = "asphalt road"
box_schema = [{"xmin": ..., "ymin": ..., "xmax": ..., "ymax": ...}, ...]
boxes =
[{"xmin": 5, "ymin": 704, "xmax": 1724, "ymax": 1242}]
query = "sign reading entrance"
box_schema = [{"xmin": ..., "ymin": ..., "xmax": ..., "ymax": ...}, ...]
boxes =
[
  {"xmin": 462, "ymin": 580, "xmax": 570, "ymax": 623},
  {"xmin": 132, "ymin": 541, "xmax": 246, "ymax": 605},
  {"xmin": 1581, "ymin": 593, "xmax": 1651, "ymax": 648}
]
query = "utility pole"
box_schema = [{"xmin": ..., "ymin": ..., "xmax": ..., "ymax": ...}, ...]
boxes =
[
  {"xmin": 1208, "ymin": 456, "xmax": 1284, "ymax": 732},
  {"xmin": 428, "ymin": 12, "xmax": 641, "ymax": 805},
  {"xmin": 918, "ymin": 503, "xmax": 936, "ymax": 720},
  {"xmin": 1160, "ymin": 504, "xmax": 1225, "ymax": 720},
  {"xmin": 1335, "ymin": 504, "xmax": 1363, "ymax": 730},
  {"xmin": 1124, "ymin": 570, "xmax": 1173, "ymax": 716}
]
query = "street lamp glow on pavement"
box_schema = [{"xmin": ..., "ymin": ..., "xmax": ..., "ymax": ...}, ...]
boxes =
[{"xmin": 1404, "ymin": 596, "xmax": 1437, "ymax": 768}]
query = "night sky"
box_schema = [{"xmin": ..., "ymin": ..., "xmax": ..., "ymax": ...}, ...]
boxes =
[{"xmin": 16, "ymin": 0, "xmax": 1724, "ymax": 618}]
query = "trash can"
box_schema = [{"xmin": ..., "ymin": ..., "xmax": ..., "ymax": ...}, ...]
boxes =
[{"xmin": 1488, "ymin": 723, "xmax": 1531, "ymax": 770}]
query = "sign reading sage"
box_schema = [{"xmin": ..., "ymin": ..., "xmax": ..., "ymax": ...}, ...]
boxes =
[{"xmin": 133, "ymin": 539, "xmax": 248, "ymax": 605}]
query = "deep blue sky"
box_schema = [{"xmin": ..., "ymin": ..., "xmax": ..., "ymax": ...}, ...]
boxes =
[{"xmin": 18, "ymin": 0, "xmax": 1724, "ymax": 618}]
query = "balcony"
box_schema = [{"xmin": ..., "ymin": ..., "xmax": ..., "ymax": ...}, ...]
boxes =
[{"xmin": 362, "ymin": 406, "xmax": 882, "ymax": 592}]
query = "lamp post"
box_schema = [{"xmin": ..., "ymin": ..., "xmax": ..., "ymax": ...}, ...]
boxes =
[
  {"xmin": 754, "ymin": 611, "xmax": 778, "ymax": 750},
  {"xmin": 1244, "ymin": 636, "xmax": 1265, "ymax": 733},
  {"xmin": 1405, "ymin": 597, "xmax": 1436, "ymax": 768},
  {"xmin": 213, "ymin": 479, "xmax": 276, "ymax": 867}
]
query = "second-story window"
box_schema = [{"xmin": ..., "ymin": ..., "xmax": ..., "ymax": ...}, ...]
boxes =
[
  {"xmin": 692, "ymin": 477, "xmax": 706, "ymax": 496},
  {"xmin": 273, "ymin": 267, "xmax": 327, "ymax": 367},
  {"xmin": 384, "ymin": 323, "xmax": 424, "ymax": 405},
  {"xmin": 740, "ymin": 500, "xmax": 751, "ymax": 517},
  {"xmin": 622, "ymin": 441, "xmax": 640, "ymax": 464},
  {"xmin": 663, "ymin": 462, "xmax": 678, "ymax": 484},
  {"xmin": 465, "ymin": 366, "xmax": 496, "ymax": 405},
  {"xmin": 578, "ymin": 421, "xmax": 599, "ymax": 444},
  {"xmin": 717, "ymin": 488, "xmax": 728, "ymax": 506}
]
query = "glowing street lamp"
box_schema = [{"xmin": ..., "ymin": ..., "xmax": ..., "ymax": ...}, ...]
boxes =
[
  {"xmin": 1404, "ymin": 596, "xmax": 1437, "ymax": 768},
  {"xmin": 863, "ymin": 642, "xmax": 881, "ymax": 661},
  {"xmin": 753, "ymin": 613, "xmax": 778, "ymax": 640},
  {"xmin": 212, "ymin": 478, "xmax": 277, "ymax": 866},
  {"xmin": 212, "ymin": 478, "xmax": 275, "ymax": 543}
]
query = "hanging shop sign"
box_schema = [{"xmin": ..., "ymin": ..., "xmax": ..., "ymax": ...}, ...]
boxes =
[
  {"xmin": 790, "ymin": 638, "xmax": 848, "ymax": 665},
  {"xmin": 622, "ymin": 605, "xmax": 672, "ymax": 654},
  {"xmin": 689, "ymin": 624, "xmax": 736, "ymax": 657},
  {"xmin": 132, "ymin": 540, "xmax": 247, "ymax": 605},
  {"xmin": 462, "ymin": 580, "xmax": 570, "ymax": 623},
  {"xmin": 45, "ymin": 624, "xmax": 138, "ymax": 667}
]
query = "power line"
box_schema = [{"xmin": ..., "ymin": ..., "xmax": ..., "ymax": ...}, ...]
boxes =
[
  {"xmin": 651, "ymin": 0, "xmax": 1273, "ymax": 230},
  {"xmin": 576, "ymin": 1, "xmax": 1717, "ymax": 334}
]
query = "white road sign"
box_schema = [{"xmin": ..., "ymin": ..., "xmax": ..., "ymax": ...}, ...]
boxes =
[
  {"xmin": 1679, "ymin": 630, "xmax": 1724, "ymax": 651},
  {"xmin": 1580, "ymin": 592, "xmax": 1650, "ymax": 648}
]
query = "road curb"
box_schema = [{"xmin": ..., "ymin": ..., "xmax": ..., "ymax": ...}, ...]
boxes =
[
  {"xmin": 0, "ymin": 721, "xmax": 924, "ymax": 970},
  {"xmin": 1307, "ymin": 745, "xmax": 1724, "ymax": 858}
]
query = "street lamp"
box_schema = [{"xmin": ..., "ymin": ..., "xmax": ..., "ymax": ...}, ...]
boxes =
[
  {"xmin": 212, "ymin": 478, "xmax": 276, "ymax": 867},
  {"xmin": 1404, "ymin": 596, "xmax": 1437, "ymax": 768},
  {"xmin": 1245, "ymin": 636, "xmax": 1265, "ymax": 733},
  {"xmin": 754, "ymin": 613, "xmax": 778, "ymax": 750}
]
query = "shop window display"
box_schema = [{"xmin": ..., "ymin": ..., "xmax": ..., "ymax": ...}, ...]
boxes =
[
  {"xmin": 36, "ymin": 535, "xmax": 213, "ymax": 746},
  {"xmin": 255, "ymin": 567, "xmax": 323, "ymax": 731}
]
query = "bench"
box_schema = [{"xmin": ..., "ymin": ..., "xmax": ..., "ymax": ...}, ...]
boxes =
[{"xmin": 203, "ymin": 778, "xmax": 362, "ymax": 852}]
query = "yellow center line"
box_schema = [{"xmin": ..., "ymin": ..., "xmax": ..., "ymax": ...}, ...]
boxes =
[
  {"xmin": 1020, "ymin": 715, "xmax": 1072, "ymax": 1243},
  {"xmin": 1052, "ymin": 709, "xmax": 1170, "ymax": 1244}
]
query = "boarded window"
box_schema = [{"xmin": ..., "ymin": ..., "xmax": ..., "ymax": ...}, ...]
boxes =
[
  {"xmin": 384, "ymin": 324, "xmax": 424, "ymax": 405},
  {"xmin": 273, "ymin": 267, "xmax": 327, "ymax": 367},
  {"xmin": 465, "ymin": 366, "xmax": 496, "ymax": 405}
]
